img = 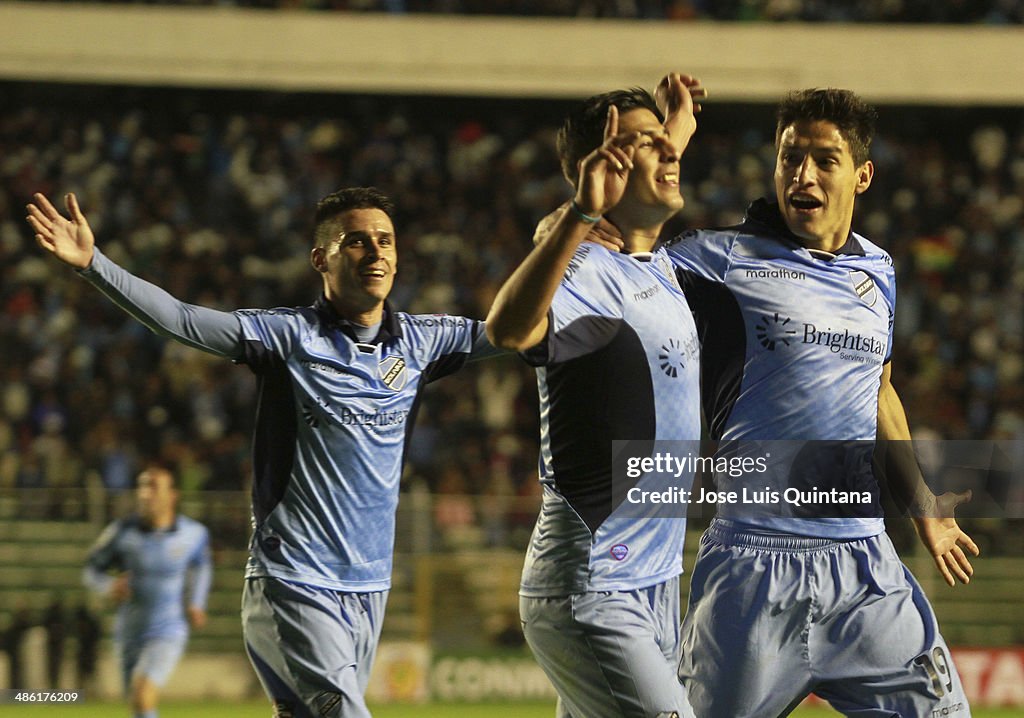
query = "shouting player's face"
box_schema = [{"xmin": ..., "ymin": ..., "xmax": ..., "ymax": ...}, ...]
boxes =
[
  {"xmin": 313, "ymin": 208, "xmax": 397, "ymax": 314},
  {"xmin": 774, "ymin": 119, "xmax": 873, "ymax": 253}
]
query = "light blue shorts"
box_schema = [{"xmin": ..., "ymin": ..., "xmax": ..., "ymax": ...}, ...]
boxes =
[
  {"xmin": 521, "ymin": 576, "xmax": 693, "ymax": 718},
  {"xmin": 120, "ymin": 635, "xmax": 187, "ymax": 692},
  {"xmin": 679, "ymin": 519, "xmax": 971, "ymax": 718},
  {"xmin": 242, "ymin": 577, "xmax": 388, "ymax": 718}
]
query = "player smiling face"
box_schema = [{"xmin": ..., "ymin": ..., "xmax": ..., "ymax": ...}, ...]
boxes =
[
  {"xmin": 313, "ymin": 207, "xmax": 397, "ymax": 315},
  {"xmin": 774, "ymin": 119, "xmax": 873, "ymax": 253},
  {"xmin": 616, "ymin": 108, "xmax": 685, "ymax": 223}
]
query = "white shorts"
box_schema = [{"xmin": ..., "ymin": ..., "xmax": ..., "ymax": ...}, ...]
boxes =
[
  {"xmin": 679, "ymin": 519, "xmax": 971, "ymax": 718},
  {"xmin": 521, "ymin": 576, "xmax": 693, "ymax": 718},
  {"xmin": 242, "ymin": 577, "xmax": 388, "ymax": 718},
  {"xmin": 120, "ymin": 635, "xmax": 187, "ymax": 691}
]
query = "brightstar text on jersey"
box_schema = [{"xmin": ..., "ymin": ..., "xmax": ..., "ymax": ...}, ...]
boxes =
[{"xmin": 802, "ymin": 324, "xmax": 886, "ymax": 356}]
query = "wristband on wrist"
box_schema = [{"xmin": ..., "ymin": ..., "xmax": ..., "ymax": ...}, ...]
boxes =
[{"xmin": 569, "ymin": 200, "xmax": 602, "ymax": 224}]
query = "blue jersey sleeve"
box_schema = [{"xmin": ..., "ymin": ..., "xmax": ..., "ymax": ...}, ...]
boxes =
[
  {"xmin": 78, "ymin": 248, "xmax": 244, "ymax": 358},
  {"xmin": 882, "ymin": 262, "xmax": 896, "ymax": 364},
  {"xmin": 397, "ymin": 314, "xmax": 485, "ymax": 383},
  {"xmin": 665, "ymin": 229, "xmax": 735, "ymax": 283},
  {"xmin": 851, "ymin": 233, "xmax": 898, "ymax": 365},
  {"xmin": 82, "ymin": 520, "xmax": 124, "ymax": 595},
  {"xmin": 524, "ymin": 245, "xmax": 626, "ymax": 366},
  {"xmin": 235, "ymin": 308, "xmax": 310, "ymax": 370},
  {"xmin": 468, "ymin": 326, "xmax": 505, "ymax": 363},
  {"xmin": 186, "ymin": 523, "xmax": 213, "ymax": 610}
]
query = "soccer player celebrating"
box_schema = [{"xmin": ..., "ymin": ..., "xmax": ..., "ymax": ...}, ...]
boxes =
[
  {"xmin": 29, "ymin": 187, "xmax": 496, "ymax": 718},
  {"xmin": 654, "ymin": 77, "xmax": 980, "ymax": 716},
  {"xmin": 84, "ymin": 465, "xmax": 211, "ymax": 718},
  {"xmin": 487, "ymin": 81, "xmax": 704, "ymax": 718}
]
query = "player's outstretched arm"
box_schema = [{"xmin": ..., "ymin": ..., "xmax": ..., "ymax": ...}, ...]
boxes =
[
  {"xmin": 27, "ymin": 192, "xmax": 243, "ymax": 358},
  {"xmin": 487, "ymin": 106, "xmax": 635, "ymax": 351},
  {"xmin": 26, "ymin": 192, "xmax": 95, "ymax": 269},
  {"xmin": 876, "ymin": 364, "xmax": 980, "ymax": 586}
]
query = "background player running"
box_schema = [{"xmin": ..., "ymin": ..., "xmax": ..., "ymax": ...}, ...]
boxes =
[{"xmin": 84, "ymin": 465, "xmax": 211, "ymax": 718}]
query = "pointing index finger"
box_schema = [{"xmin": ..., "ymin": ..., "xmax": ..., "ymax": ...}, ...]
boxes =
[{"xmin": 603, "ymin": 105, "xmax": 619, "ymax": 142}]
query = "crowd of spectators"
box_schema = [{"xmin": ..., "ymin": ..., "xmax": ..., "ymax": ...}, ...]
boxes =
[
  {"xmin": 1, "ymin": 83, "xmax": 1022, "ymax": 522},
  {"xmin": 18, "ymin": 0, "xmax": 1024, "ymax": 24}
]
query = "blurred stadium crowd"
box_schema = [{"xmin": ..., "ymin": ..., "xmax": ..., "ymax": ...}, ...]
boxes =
[
  {"xmin": 1, "ymin": 84, "xmax": 1022, "ymax": 518},
  {"xmin": 13, "ymin": 0, "xmax": 1024, "ymax": 23}
]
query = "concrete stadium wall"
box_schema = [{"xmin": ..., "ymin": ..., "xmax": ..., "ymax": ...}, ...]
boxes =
[{"xmin": 1, "ymin": 2, "xmax": 1022, "ymax": 104}]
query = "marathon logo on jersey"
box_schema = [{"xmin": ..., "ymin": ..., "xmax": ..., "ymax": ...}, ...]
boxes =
[
  {"xmin": 633, "ymin": 283, "xmax": 661, "ymax": 302},
  {"xmin": 849, "ymin": 270, "xmax": 877, "ymax": 307},
  {"xmin": 378, "ymin": 355, "xmax": 407, "ymax": 391},
  {"xmin": 744, "ymin": 267, "xmax": 807, "ymax": 281}
]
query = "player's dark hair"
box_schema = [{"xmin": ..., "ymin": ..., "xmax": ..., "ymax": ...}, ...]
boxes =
[
  {"xmin": 775, "ymin": 88, "xmax": 877, "ymax": 166},
  {"xmin": 137, "ymin": 462, "xmax": 177, "ymax": 489},
  {"xmin": 313, "ymin": 187, "xmax": 396, "ymax": 246},
  {"xmin": 557, "ymin": 88, "xmax": 663, "ymax": 185}
]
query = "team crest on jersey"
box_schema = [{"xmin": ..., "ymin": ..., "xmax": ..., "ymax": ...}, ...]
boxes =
[
  {"xmin": 849, "ymin": 270, "xmax": 877, "ymax": 307},
  {"xmin": 378, "ymin": 355, "xmax": 407, "ymax": 391},
  {"xmin": 610, "ymin": 544, "xmax": 629, "ymax": 561}
]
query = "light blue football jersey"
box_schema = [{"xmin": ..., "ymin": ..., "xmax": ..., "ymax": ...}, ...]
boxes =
[
  {"xmin": 236, "ymin": 304, "xmax": 485, "ymax": 591},
  {"xmin": 666, "ymin": 199, "xmax": 895, "ymax": 539},
  {"xmin": 84, "ymin": 514, "xmax": 212, "ymax": 642},
  {"xmin": 79, "ymin": 248, "xmax": 490, "ymax": 593},
  {"xmin": 519, "ymin": 244, "xmax": 701, "ymax": 597}
]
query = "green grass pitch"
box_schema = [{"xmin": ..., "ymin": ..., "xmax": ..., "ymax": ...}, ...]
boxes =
[{"xmin": 0, "ymin": 701, "xmax": 1018, "ymax": 717}]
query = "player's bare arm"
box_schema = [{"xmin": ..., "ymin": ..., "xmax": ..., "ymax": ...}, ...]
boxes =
[
  {"xmin": 876, "ymin": 363, "xmax": 980, "ymax": 587},
  {"xmin": 655, "ymin": 72, "xmax": 706, "ymax": 155},
  {"xmin": 188, "ymin": 606, "xmax": 207, "ymax": 630},
  {"xmin": 487, "ymin": 106, "xmax": 638, "ymax": 351},
  {"xmin": 26, "ymin": 192, "xmax": 95, "ymax": 270},
  {"xmin": 531, "ymin": 202, "xmax": 623, "ymax": 252}
]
